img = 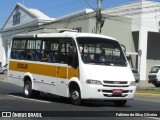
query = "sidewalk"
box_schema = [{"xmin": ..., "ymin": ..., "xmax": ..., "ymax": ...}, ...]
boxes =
[
  {"xmin": 136, "ymin": 80, "xmax": 160, "ymax": 96},
  {"xmin": 0, "ymin": 74, "xmax": 6, "ymax": 81},
  {"xmin": 136, "ymin": 80, "xmax": 155, "ymax": 90}
]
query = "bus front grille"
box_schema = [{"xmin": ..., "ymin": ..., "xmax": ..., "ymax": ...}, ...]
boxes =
[
  {"xmin": 103, "ymin": 81, "xmax": 129, "ymax": 87},
  {"xmin": 103, "ymin": 81, "xmax": 128, "ymax": 84},
  {"xmin": 102, "ymin": 90, "xmax": 132, "ymax": 97}
]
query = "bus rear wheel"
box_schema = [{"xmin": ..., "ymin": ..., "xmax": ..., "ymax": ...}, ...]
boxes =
[
  {"xmin": 24, "ymin": 81, "xmax": 32, "ymax": 98},
  {"xmin": 113, "ymin": 100, "xmax": 127, "ymax": 106},
  {"xmin": 24, "ymin": 81, "xmax": 40, "ymax": 98}
]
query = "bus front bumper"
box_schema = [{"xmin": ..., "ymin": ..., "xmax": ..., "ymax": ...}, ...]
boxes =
[{"xmin": 81, "ymin": 83, "xmax": 136, "ymax": 100}]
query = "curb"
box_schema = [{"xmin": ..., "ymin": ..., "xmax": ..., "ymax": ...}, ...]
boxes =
[{"xmin": 136, "ymin": 92, "xmax": 160, "ymax": 97}]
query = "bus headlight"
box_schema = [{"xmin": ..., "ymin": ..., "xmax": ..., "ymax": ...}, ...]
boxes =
[
  {"xmin": 130, "ymin": 81, "xmax": 136, "ymax": 86},
  {"xmin": 86, "ymin": 80, "xmax": 102, "ymax": 85}
]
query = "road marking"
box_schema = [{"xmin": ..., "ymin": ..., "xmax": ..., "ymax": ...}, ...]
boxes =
[
  {"xmin": 148, "ymin": 117, "xmax": 160, "ymax": 120},
  {"xmin": 8, "ymin": 95, "xmax": 52, "ymax": 104}
]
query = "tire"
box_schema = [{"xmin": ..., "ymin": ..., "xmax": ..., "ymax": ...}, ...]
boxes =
[
  {"xmin": 24, "ymin": 81, "xmax": 33, "ymax": 98},
  {"xmin": 70, "ymin": 88, "xmax": 82, "ymax": 105},
  {"xmin": 153, "ymin": 82, "xmax": 160, "ymax": 87},
  {"xmin": 113, "ymin": 100, "xmax": 127, "ymax": 106},
  {"xmin": 3, "ymin": 70, "xmax": 7, "ymax": 74},
  {"xmin": 32, "ymin": 90, "xmax": 40, "ymax": 98},
  {"xmin": 154, "ymin": 84, "xmax": 159, "ymax": 87}
]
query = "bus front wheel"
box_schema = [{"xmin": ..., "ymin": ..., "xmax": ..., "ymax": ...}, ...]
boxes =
[{"xmin": 70, "ymin": 88, "xmax": 81, "ymax": 105}]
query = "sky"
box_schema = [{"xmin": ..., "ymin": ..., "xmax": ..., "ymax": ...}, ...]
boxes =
[{"xmin": 0, "ymin": 0, "xmax": 139, "ymax": 28}]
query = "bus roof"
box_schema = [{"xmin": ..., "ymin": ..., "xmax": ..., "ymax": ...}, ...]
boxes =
[{"xmin": 13, "ymin": 32, "xmax": 117, "ymax": 41}]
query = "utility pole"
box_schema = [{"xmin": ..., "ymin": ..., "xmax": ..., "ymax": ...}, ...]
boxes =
[{"xmin": 96, "ymin": 0, "xmax": 104, "ymax": 34}]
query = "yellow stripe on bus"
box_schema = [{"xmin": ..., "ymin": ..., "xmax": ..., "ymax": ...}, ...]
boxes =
[{"xmin": 9, "ymin": 61, "xmax": 79, "ymax": 79}]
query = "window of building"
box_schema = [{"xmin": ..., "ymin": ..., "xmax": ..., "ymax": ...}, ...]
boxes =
[{"xmin": 13, "ymin": 7, "xmax": 21, "ymax": 25}]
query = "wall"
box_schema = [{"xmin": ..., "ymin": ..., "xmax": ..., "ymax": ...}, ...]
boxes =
[
  {"xmin": 147, "ymin": 32, "xmax": 160, "ymax": 76},
  {"xmin": 101, "ymin": 17, "xmax": 134, "ymax": 52},
  {"xmin": 3, "ymin": 6, "xmax": 36, "ymax": 30},
  {"xmin": 44, "ymin": 14, "xmax": 89, "ymax": 33}
]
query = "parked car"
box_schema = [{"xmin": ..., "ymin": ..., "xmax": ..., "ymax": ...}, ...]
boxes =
[
  {"xmin": 132, "ymin": 68, "xmax": 140, "ymax": 83},
  {"xmin": 0, "ymin": 64, "xmax": 8, "ymax": 74},
  {"xmin": 148, "ymin": 65, "xmax": 160, "ymax": 87}
]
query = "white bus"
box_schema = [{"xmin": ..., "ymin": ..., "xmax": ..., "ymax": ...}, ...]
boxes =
[{"xmin": 8, "ymin": 32, "xmax": 136, "ymax": 106}]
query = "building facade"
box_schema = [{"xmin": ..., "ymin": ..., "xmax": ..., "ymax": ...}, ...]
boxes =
[
  {"xmin": 104, "ymin": 0, "xmax": 160, "ymax": 80},
  {"xmin": 0, "ymin": 3, "xmax": 54, "ymax": 66},
  {"xmin": 1, "ymin": 2, "xmax": 144, "ymax": 80}
]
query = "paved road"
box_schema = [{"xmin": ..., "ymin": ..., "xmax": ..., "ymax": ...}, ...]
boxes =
[{"xmin": 0, "ymin": 75, "xmax": 160, "ymax": 120}]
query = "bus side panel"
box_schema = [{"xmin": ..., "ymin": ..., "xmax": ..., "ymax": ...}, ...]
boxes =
[
  {"xmin": 8, "ymin": 60, "xmax": 80, "ymax": 98},
  {"xmin": 32, "ymin": 75, "xmax": 56, "ymax": 94},
  {"xmin": 8, "ymin": 60, "xmax": 57, "ymax": 94},
  {"xmin": 8, "ymin": 70, "xmax": 24, "ymax": 87}
]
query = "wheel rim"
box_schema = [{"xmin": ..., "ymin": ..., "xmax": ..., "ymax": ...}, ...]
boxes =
[{"xmin": 72, "ymin": 90, "xmax": 79, "ymax": 100}]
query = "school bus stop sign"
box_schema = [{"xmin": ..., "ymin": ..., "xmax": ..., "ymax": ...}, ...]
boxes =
[{"xmin": 138, "ymin": 49, "xmax": 142, "ymax": 56}]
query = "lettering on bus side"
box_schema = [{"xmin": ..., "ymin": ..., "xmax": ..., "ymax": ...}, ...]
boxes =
[{"xmin": 17, "ymin": 63, "xmax": 28, "ymax": 69}]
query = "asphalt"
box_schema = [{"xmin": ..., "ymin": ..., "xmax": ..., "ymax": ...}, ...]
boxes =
[{"xmin": 0, "ymin": 74, "xmax": 160, "ymax": 97}]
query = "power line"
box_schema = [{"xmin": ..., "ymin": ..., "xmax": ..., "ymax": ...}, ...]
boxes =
[
  {"xmin": 0, "ymin": 14, "xmax": 158, "ymax": 38},
  {"xmin": 1, "ymin": 0, "xmax": 160, "ymax": 36},
  {"xmin": 84, "ymin": 0, "xmax": 97, "ymax": 13}
]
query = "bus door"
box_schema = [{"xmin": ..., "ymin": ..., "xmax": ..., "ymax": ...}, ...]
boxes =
[
  {"xmin": 67, "ymin": 42, "xmax": 79, "ymax": 80},
  {"xmin": 56, "ymin": 39, "xmax": 73, "ymax": 96}
]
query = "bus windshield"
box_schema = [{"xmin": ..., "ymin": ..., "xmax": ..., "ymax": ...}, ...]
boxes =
[{"xmin": 76, "ymin": 37, "xmax": 127, "ymax": 66}]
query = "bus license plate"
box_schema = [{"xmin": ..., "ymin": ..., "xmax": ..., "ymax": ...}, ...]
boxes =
[{"xmin": 113, "ymin": 89, "xmax": 122, "ymax": 95}]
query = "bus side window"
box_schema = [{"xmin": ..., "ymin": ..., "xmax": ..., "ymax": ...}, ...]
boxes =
[
  {"xmin": 11, "ymin": 50, "xmax": 16, "ymax": 59},
  {"xmin": 41, "ymin": 39, "xmax": 58, "ymax": 63},
  {"xmin": 41, "ymin": 52, "xmax": 48, "ymax": 62},
  {"xmin": 58, "ymin": 53, "xmax": 65, "ymax": 63},
  {"xmin": 15, "ymin": 50, "xmax": 19, "ymax": 59},
  {"xmin": 35, "ymin": 51, "xmax": 40, "ymax": 61},
  {"xmin": 26, "ymin": 51, "xmax": 32, "ymax": 60},
  {"xmin": 48, "ymin": 52, "xmax": 56, "ymax": 63},
  {"xmin": 19, "ymin": 50, "xmax": 25, "ymax": 60}
]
